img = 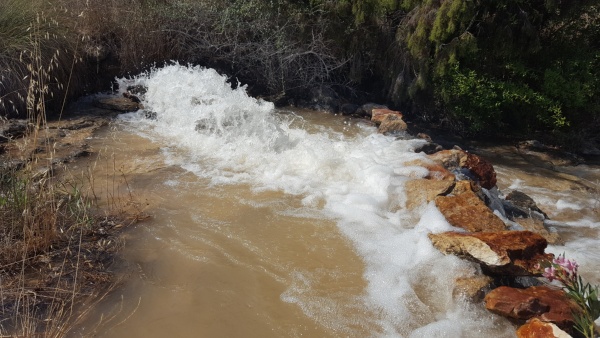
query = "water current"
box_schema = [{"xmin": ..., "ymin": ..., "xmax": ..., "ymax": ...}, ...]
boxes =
[{"xmin": 70, "ymin": 64, "xmax": 600, "ymax": 337}]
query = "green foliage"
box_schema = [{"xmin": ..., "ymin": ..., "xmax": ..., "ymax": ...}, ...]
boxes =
[
  {"xmin": 439, "ymin": 63, "xmax": 568, "ymax": 134},
  {"xmin": 390, "ymin": 0, "xmax": 600, "ymax": 138}
]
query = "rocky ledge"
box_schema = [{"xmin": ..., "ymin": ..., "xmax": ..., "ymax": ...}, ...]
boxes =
[{"xmin": 408, "ymin": 136, "xmax": 592, "ymax": 337}]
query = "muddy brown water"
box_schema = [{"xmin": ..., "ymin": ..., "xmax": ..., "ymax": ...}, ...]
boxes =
[
  {"xmin": 68, "ymin": 114, "xmax": 382, "ymax": 337},
  {"xmin": 66, "ymin": 109, "xmax": 599, "ymax": 337}
]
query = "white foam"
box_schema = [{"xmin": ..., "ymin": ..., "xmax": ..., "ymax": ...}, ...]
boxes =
[
  {"xmin": 555, "ymin": 199, "xmax": 583, "ymax": 210},
  {"xmin": 117, "ymin": 64, "xmax": 510, "ymax": 336}
]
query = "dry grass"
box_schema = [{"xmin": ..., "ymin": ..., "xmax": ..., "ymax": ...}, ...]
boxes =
[{"xmin": 0, "ymin": 3, "xmax": 145, "ymax": 335}]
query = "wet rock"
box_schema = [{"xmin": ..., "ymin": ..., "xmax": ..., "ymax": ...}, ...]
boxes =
[
  {"xmin": 414, "ymin": 142, "xmax": 444, "ymax": 155},
  {"xmin": 424, "ymin": 163, "xmax": 456, "ymax": 181},
  {"xmin": 123, "ymin": 91, "xmax": 141, "ymax": 103},
  {"xmin": 144, "ymin": 111, "xmax": 158, "ymax": 120},
  {"xmin": 126, "ymin": 85, "xmax": 147, "ymax": 96},
  {"xmin": 435, "ymin": 189, "xmax": 506, "ymax": 232},
  {"xmin": 517, "ymin": 318, "xmax": 572, "ymax": 338},
  {"xmin": 505, "ymin": 190, "xmax": 548, "ymax": 219},
  {"xmin": 355, "ymin": 103, "xmax": 387, "ymax": 118},
  {"xmin": 513, "ymin": 217, "xmax": 562, "ymax": 245},
  {"xmin": 371, "ymin": 108, "xmax": 402, "ymax": 125},
  {"xmin": 62, "ymin": 120, "xmax": 96, "ymax": 131},
  {"xmin": 307, "ymin": 86, "xmax": 340, "ymax": 113},
  {"xmin": 340, "ymin": 103, "xmax": 359, "ymax": 116},
  {"xmin": 0, "ymin": 119, "xmax": 28, "ymax": 142},
  {"xmin": 428, "ymin": 149, "xmax": 497, "ymax": 189},
  {"xmin": 378, "ymin": 114, "xmax": 408, "ymax": 135},
  {"xmin": 93, "ymin": 97, "xmax": 141, "ymax": 112},
  {"xmin": 517, "ymin": 140, "xmax": 584, "ymax": 167},
  {"xmin": 453, "ymin": 275, "xmax": 493, "ymax": 302},
  {"xmin": 428, "ymin": 149, "xmax": 467, "ymax": 169},
  {"xmin": 428, "ymin": 231, "xmax": 553, "ymax": 276},
  {"xmin": 485, "ymin": 286, "xmax": 581, "ymax": 332},
  {"xmin": 405, "ymin": 179, "xmax": 455, "ymax": 209},
  {"xmin": 463, "ymin": 152, "xmax": 497, "ymax": 189}
]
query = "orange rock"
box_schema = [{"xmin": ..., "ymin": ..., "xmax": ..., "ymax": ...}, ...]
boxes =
[
  {"xmin": 378, "ymin": 114, "xmax": 407, "ymax": 134},
  {"xmin": 424, "ymin": 163, "xmax": 455, "ymax": 181},
  {"xmin": 435, "ymin": 190, "xmax": 506, "ymax": 232},
  {"xmin": 404, "ymin": 179, "xmax": 455, "ymax": 209},
  {"xmin": 485, "ymin": 286, "xmax": 581, "ymax": 332},
  {"xmin": 428, "ymin": 149, "xmax": 467, "ymax": 169},
  {"xmin": 517, "ymin": 318, "xmax": 572, "ymax": 338},
  {"xmin": 428, "ymin": 150, "xmax": 497, "ymax": 189},
  {"xmin": 463, "ymin": 152, "xmax": 497, "ymax": 189},
  {"xmin": 428, "ymin": 231, "xmax": 553, "ymax": 276},
  {"xmin": 371, "ymin": 108, "xmax": 402, "ymax": 125}
]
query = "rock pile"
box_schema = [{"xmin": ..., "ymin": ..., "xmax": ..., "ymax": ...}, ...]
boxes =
[{"xmin": 411, "ymin": 140, "xmax": 582, "ymax": 337}]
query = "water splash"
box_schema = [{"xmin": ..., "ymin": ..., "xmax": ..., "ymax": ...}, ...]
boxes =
[{"xmin": 116, "ymin": 64, "xmax": 513, "ymax": 336}]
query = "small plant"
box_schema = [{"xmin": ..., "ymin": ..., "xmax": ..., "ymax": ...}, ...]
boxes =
[{"xmin": 539, "ymin": 254, "xmax": 600, "ymax": 338}]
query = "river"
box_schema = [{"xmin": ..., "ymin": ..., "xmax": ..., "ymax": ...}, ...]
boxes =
[{"xmin": 68, "ymin": 64, "xmax": 600, "ymax": 337}]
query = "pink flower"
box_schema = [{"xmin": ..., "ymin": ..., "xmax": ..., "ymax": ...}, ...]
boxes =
[{"xmin": 543, "ymin": 266, "xmax": 557, "ymax": 282}]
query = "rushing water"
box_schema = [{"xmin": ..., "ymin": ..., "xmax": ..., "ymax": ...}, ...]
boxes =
[{"xmin": 70, "ymin": 64, "xmax": 599, "ymax": 337}]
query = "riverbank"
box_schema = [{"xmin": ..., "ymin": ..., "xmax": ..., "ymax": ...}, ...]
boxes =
[
  {"xmin": 3, "ymin": 89, "xmax": 599, "ymax": 335},
  {"xmin": 0, "ymin": 101, "xmax": 145, "ymax": 336}
]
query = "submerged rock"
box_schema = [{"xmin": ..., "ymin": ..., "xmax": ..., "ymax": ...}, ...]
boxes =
[
  {"xmin": 93, "ymin": 97, "xmax": 141, "ymax": 112},
  {"xmin": 428, "ymin": 231, "xmax": 552, "ymax": 276},
  {"xmin": 453, "ymin": 275, "xmax": 493, "ymax": 302},
  {"xmin": 485, "ymin": 286, "xmax": 581, "ymax": 332}
]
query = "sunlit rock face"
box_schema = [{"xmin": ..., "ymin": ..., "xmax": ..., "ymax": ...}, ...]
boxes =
[
  {"xmin": 485, "ymin": 286, "xmax": 582, "ymax": 333},
  {"xmin": 435, "ymin": 191, "xmax": 507, "ymax": 232},
  {"xmin": 516, "ymin": 318, "xmax": 572, "ymax": 338},
  {"xmin": 428, "ymin": 231, "xmax": 552, "ymax": 276}
]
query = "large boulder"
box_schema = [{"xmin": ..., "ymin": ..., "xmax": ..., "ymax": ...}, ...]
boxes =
[
  {"xmin": 428, "ymin": 231, "xmax": 553, "ymax": 276},
  {"xmin": 435, "ymin": 189, "xmax": 506, "ymax": 232},
  {"xmin": 485, "ymin": 286, "xmax": 581, "ymax": 332},
  {"xmin": 516, "ymin": 318, "xmax": 572, "ymax": 338}
]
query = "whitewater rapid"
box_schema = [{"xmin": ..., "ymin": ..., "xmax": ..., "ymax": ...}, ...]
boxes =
[{"xmin": 101, "ymin": 63, "xmax": 598, "ymax": 337}]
